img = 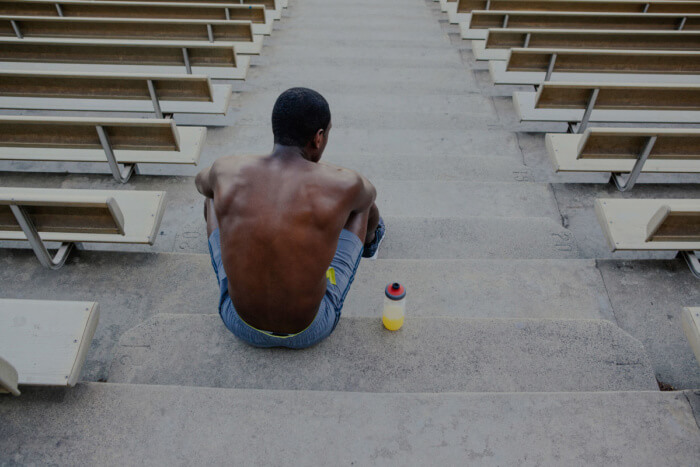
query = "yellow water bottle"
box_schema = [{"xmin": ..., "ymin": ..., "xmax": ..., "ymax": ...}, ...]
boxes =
[{"xmin": 383, "ymin": 282, "xmax": 406, "ymax": 331}]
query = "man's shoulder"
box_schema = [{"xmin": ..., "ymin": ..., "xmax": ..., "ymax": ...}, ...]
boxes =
[{"xmin": 316, "ymin": 162, "xmax": 363, "ymax": 186}]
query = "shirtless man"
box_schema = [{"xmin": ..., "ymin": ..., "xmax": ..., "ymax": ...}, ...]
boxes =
[{"xmin": 195, "ymin": 87, "xmax": 385, "ymax": 349}]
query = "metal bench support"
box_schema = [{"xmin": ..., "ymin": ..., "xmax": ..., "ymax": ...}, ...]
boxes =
[
  {"xmin": 577, "ymin": 87, "xmax": 599, "ymax": 134},
  {"xmin": 146, "ymin": 79, "xmax": 164, "ymax": 119},
  {"xmin": 9, "ymin": 205, "xmax": 74, "ymax": 269},
  {"xmin": 545, "ymin": 53, "xmax": 557, "ymax": 81},
  {"xmin": 681, "ymin": 251, "xmax": 700, "ymax": 279},
  {"xmin": 96, "ymin": 125, "xmax": 137, "ymax": 183},
  {"xmin": 611, "ymin": 135, "xmax": 657, "ymax": 191},
  {"xmin": 181, "ymin": 47, "xmax": 192, "ymax": 74},
  {"xmin": 10, "ymin": 20, "xmax": 22, "ymax": 39}
]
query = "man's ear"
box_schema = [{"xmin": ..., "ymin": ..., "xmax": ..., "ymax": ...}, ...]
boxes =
[{"xmin": 312, "ymin": 129, "xmax": 324, "ymax": 148}]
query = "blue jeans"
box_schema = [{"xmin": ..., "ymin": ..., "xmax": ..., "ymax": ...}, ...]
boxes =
[{"xmin": 207, "ymin": 228, "xmax": 364, "ymax": 349}]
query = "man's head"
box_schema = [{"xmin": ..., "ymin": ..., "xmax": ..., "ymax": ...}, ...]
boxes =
[{"xmin": 272, "ymin": 87, "xmax": 331, "ymax": 162}]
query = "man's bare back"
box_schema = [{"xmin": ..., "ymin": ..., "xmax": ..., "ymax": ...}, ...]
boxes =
[{"xmin": 196, "ymin": 88, "xmax": 380, "ymax": 341}]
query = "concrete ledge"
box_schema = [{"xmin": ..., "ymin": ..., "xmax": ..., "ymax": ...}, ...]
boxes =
[
  {"xmin": 109, "ymin": 314, "xmax": 657, "ymax": 392},
  {"xmin": 2, "ymin": 384, "xmax": 698, "ymax": 464}
]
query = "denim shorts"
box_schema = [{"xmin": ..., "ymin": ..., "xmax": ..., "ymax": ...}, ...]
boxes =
[{"xmin": 207, "ymin": 228, "xmax": 364, "ymax": 349}]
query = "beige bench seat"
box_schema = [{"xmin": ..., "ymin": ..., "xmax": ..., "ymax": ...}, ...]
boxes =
[
  {"xmin": 0, "ymin": 116, "xmax": 206, "ymax": 182},
  {"xmin": 682, "ymin": 307, "xmax": 700, "ymax": 367},
  {"xmin": 0, "ymin": 37, "xmax": 249, "ymax": 79},
  {"xmin": 0, "ymin": 299, "xmax": 99, "ymax": 391},
  {"xmin": 473, "ymin": 29, "xmax": 700, "ymax": 60},
  {"xmin": 546, "ymin": 128, "xmax": 700, "ymax": 190},
  {"xmin": 0, "ymin": 0, "xmax": 274, "ymax": 36},
  {"xmin": 490, "ymin": 48, "xmax": 700, "ymax": 85},
  {"xmin": 448, "ymin": 0, "xmax": 700, "ymax": 24},
  {"xmin": 462, "ymin": 11, "xmax": 700, "ymax": 40},
  {"xmin": 595, "ymin": 198, "xmax": 700, "ymax": 277},
  {"xmin": 101, "ymin": 0, "xmax": 284, "ymax": 20},
  {"xmin": 0, "ymin": 15, "xmax": 263, "ymax": 55},
  {"xmin": 0, "ymin": 187, "xmax": 166, "ymax": 267},
  {"xmin": 0, "ymin": 70, "xmax": 232, "ymax": 116},
  {"xmin": 513, "ymin": 82, "xmax": 700, "ymax": 129}
]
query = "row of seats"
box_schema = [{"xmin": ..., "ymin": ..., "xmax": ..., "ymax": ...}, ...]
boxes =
[
  {"xmin": 432, "ymin": 0, "xmax": 700, "ymax": 362},
  {"xmin": 0, "ymin": 0, "xmax": 289, "ymax": 393}
]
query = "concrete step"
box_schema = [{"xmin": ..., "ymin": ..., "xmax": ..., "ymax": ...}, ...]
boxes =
[
  {"xmin": 0, "ymin": 172, "xmax": 570, "ymax": 255},
  {"xmin": 0, "ymin": 250, "xmax": 613, "ymax": 381},
  {"xmin": 240, "ymin": 68, "xmax": 479, "ymax": 96},
  {"xmin": 253, "ymin": 44, "xmax": 465, "ymax": 68},
  {"xmin": 0, "ymin": 152, "xmax": 530, "ymax": 182},
  {"xmin": 203, "ymin": 125, "xmax": 522, "ymax": 159},
  {"xmin": 229, "ymin": 92, "xmax": 493, "ymax": 127},
  {"xmin": 109, "ymin": 314, "xmax": 657, "ymax": 392},
  {"xmin": 3, "ymin": 384, "xmax": 698, "ymax": 465}
]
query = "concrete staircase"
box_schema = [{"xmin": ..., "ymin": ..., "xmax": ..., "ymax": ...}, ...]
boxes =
[{"xmin": 1, "ymin": 0, "xmax": 699, "ymax": 462}]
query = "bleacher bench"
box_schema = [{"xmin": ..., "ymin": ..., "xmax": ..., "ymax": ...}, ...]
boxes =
[
  {"xmin": 490, "ymin": 49, "xmax": 700, "ymax": 85},
  {"xmin": 0, "ymin": 0, "xmax": 274, "ymax": 36},
  {"xmin": 0, "ymin": 299, "xmax": 99, "ymax": 394},
  {"xmin": 0, "ymin": 37, "xmax": 249, "ymax": 79},
  {"xmin": 102, "ymin": 0, "xmax": 285, "ymax": 20},
  {"xmin": 682, "ymin": 307, "xmax": 700, "ymax": 367},
  {"xmin": 546, "ymin": 128, "xmax": 700, "ymax": 190},
  {"xmin": 0, "ymin": 70, "xmax": 232, "ymax": 117},
  {"xmin": 461, "ymin": 11, "xmax": 699, "ymax": 40},
  {"xmin": 595, "ymin": 198, "xmax": 700, "ymax": 278},
  {"xmin": 0, "ymin": 187, "xmax": 166, "ymax": 268},
  {"xmin": 447, "ymin": 0, "xmax": 700, "ymax": 24},
  {"xmin": 0, "ymin": 116, "xmax": 206, "ymax": 182},
  {"xmin": 513, "ymin": 82, "xmax": 700, "ymax": 131},
  {"xmin": 473, "ymin": 29, "xmax": 700, "ymax": 61},
  {"xmin": 0, "ymin": 15, "xmax": 263, "ymax": 55}
]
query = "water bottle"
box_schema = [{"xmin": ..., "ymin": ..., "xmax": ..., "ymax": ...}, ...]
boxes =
[{"xmin": 383, "ymin": 282, "xmax": 406, "ymax": 331}]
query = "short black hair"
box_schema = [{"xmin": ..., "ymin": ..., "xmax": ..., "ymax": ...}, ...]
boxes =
[{"xmin": 271, "ymin": 87, "xmax": 331, "ymax": 147}]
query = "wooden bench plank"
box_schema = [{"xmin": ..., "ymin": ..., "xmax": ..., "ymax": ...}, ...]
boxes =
[
  {"xmin": 97, "ymin": 0, "xmax": 284, "ymax": 19},
  {"xmin": 0, "ymin": 196, "xmax": 125, "ymax": 235},
  {"xmin": 546, "ymin": 129, "xmax": 700, "ymax": 173},
  {"xmin": 0, "ymin": 70, "xmax": 231, "ymax": 114},
  {"xmin": 0, "ymin": 116, "xmax": 205, "ymax": 164},
  {"xmin": 682, "ymin": 307, "xmax": 700, "ymax": 367},
  {"xmin": 0, "ymin": 187, "xmax": 166, "ymax": 244},
  {"xmin": 0, "ymin": 37, "xmax": 248, "ymax": 79},
  {"xmin": 594, "ymin": 198, "xmax": 700, "ymax": 251},
  {"xmin": 463, "ymin": 11, "xmax": 700, "ymax": 40},
  {"xmin": 0, "ymin": 0, "xmax": 273, "ymax": 36},
  {"xmin": 490, "ymin": 48, "xmax": 700, "ymax": 84},
  {"xmin": 0, "ymin": 16, "xmax": 263, "ymax": 54},
  {"xmin": 457, "ymin": 0, "xmax": 700, "ymax": 15},
  {"xmin": 0, "ymin": 299, "xmax": 99, "ymax": 386},
  {"xmin": 474, "ymin": 29, "xmax": 700, "ymax": 60},
  {"xmin": 514, "ymin": 82, "xmax": 700, "ymax": 124}
]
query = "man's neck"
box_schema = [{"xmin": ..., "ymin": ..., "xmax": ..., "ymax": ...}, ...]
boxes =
[{"xmin": 271, "ymin": 144, "xmax": 312, "ymax": 162}]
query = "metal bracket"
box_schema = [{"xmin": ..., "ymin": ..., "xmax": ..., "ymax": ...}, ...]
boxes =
[
  {"xmin": 681, "ymin": 251, "xmax": 700, "ymax": 279},
  {"xmin": 577, "ymin": 87, "xmax": 599, "ymax": 134},
  {"xmin": 225, "ymin": 7, "xmax": 231, "ymax": 20},
  {"xmin": 206, "ymin": 23, "xmax": 215, "ymax": 42},
  {"xmin": 9, "ymin": 205, "xmax": 74, "ymax": 269},
  {"xmin": 643, "ymin": 3, "xmax": 650, "ymax": 12},
  {"xmin": 544, "ymin": 53, "xmax": 557, "ymax": 81},
  {"xmin": 10, "ymin": 19, "xmax": 22, "ymax": 39},
  {"xmin": 146, "ymin": 79, "xmax": 163, "ymax": 119},
  {"xmin": 678, "ymin": 16, "xmax": 687, "ymax": 30},
  {"xmin": 485, "ymin": 0, "xmax": 491, "ymax": 10},
  {"xmin": 502, "ymin": 14, "xmax": 509, "ymax": 28},
  {"xmin": 181, "ymin": 47, "xmax": 192, "ymax": 74},
  {"xmin": 55, "ymin": 3, "xmax": 64, "ymax": 16},
  {"xmin": 611, "ymin": 135, "xmax": 656, "ymax": 191},
  {"xmin": 523, "ymin": 32, "xmax": 531, "ymax": 48},
  {"xmin": 96, "ymin": 125, "xmax": 137, "ymax": 183}
]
